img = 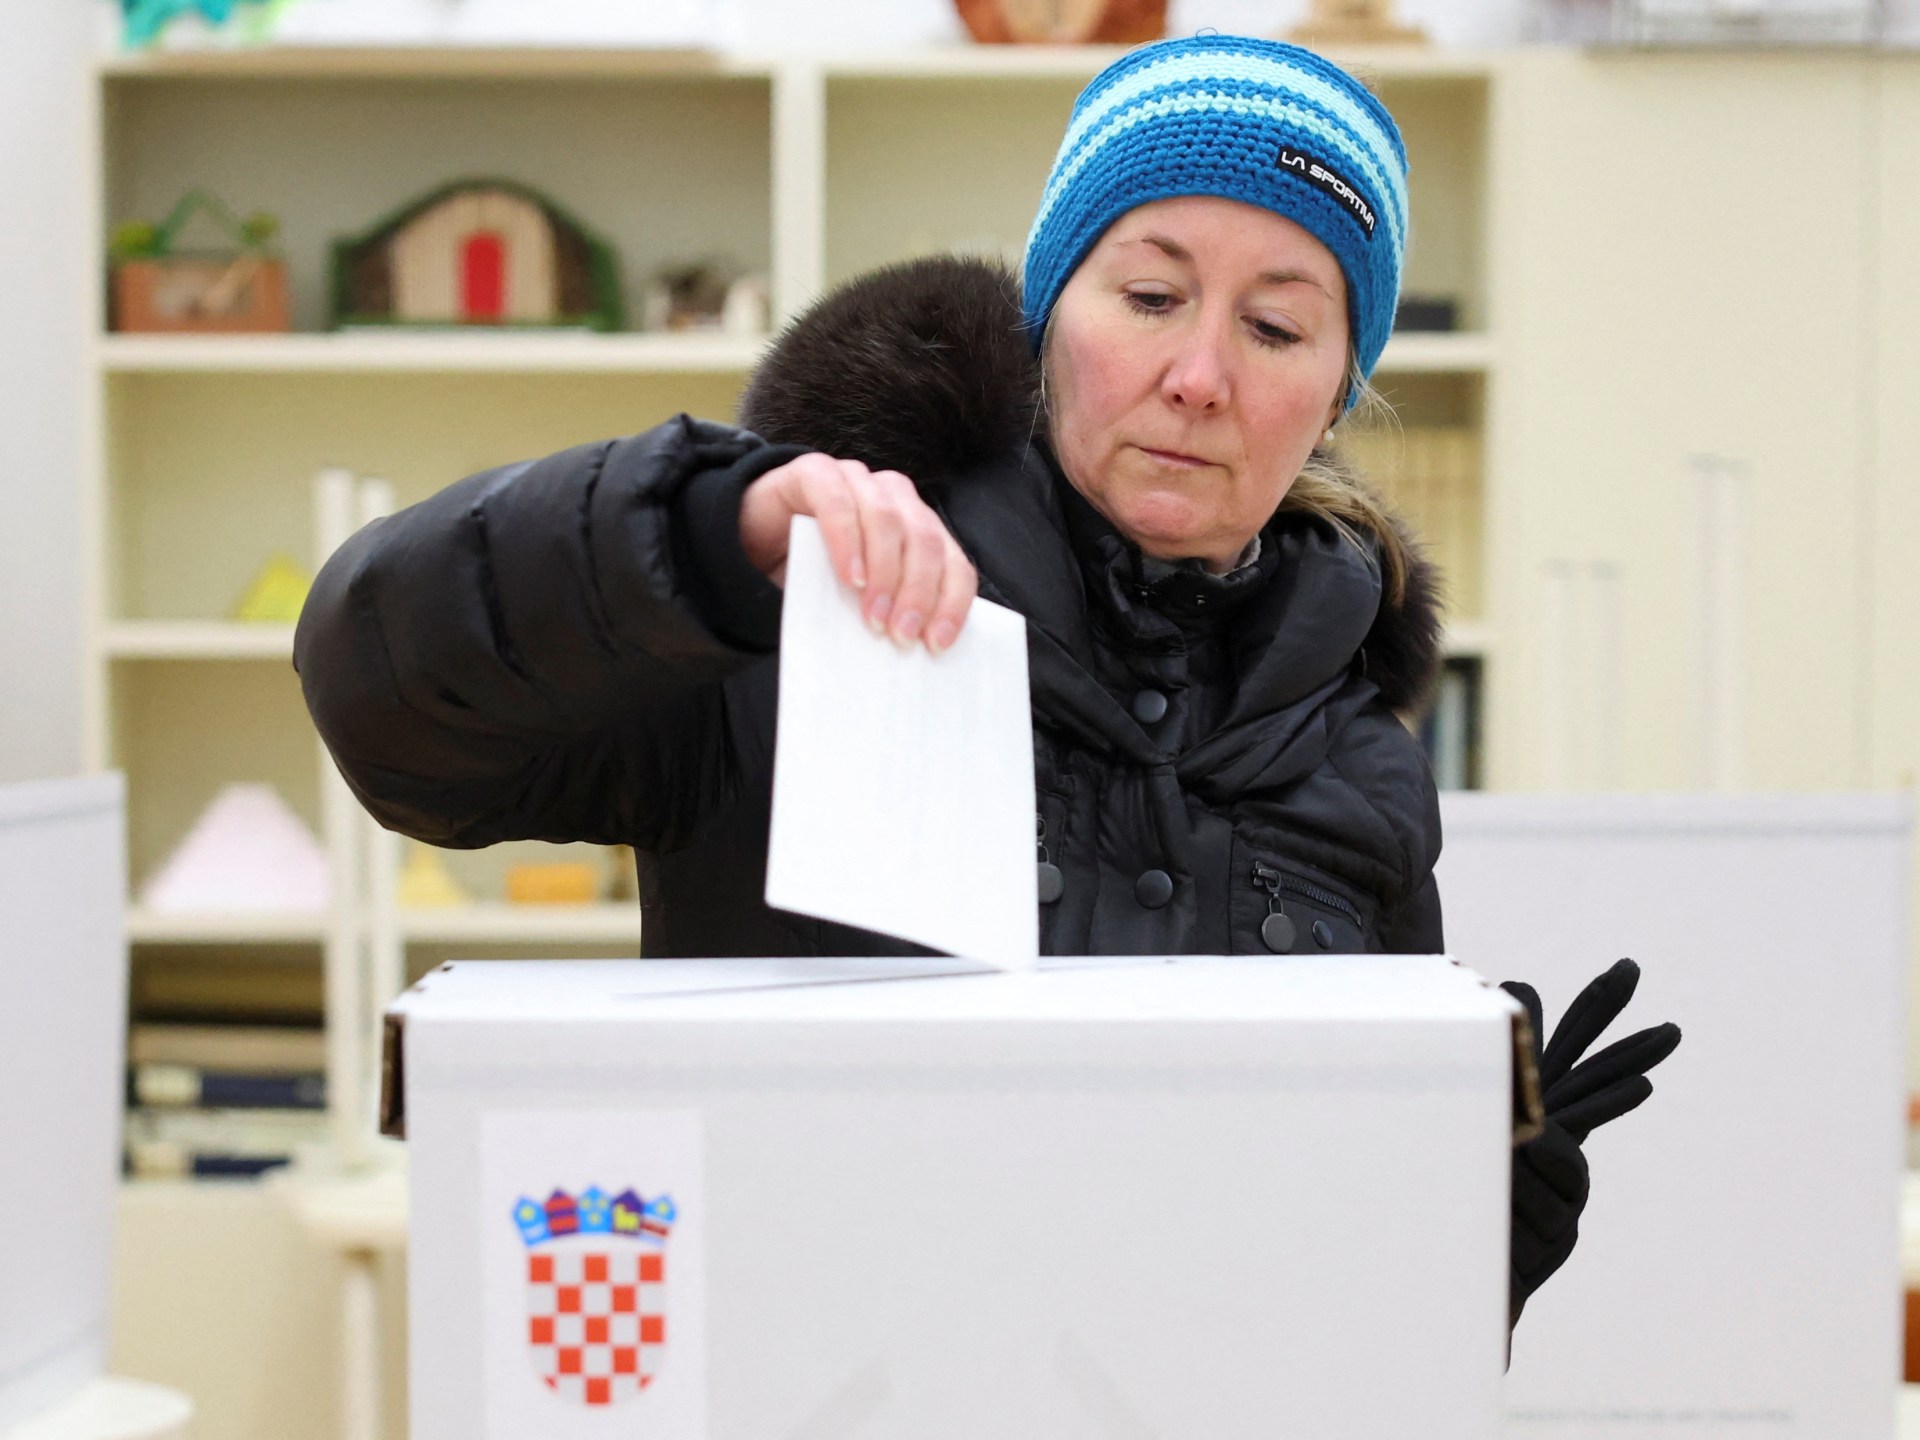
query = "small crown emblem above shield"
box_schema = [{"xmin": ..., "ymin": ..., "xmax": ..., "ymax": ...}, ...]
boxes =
[{"xmin": 514, "ymin": 1185, "xmax": 677, "ymax": 1406}]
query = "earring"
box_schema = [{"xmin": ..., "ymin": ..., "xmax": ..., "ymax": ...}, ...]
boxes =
[{"xmin": 1322, "ymin": 426, "xmax": 1336, "ymax": 444}]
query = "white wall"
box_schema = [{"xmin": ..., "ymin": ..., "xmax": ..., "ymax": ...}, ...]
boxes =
[{"xmin": 0, "ymin": 3, "xmax": 90, "ymax": 784}]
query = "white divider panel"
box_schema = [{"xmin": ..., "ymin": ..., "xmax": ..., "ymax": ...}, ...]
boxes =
[
  {"xmin": 0, "ymin": 774, "xmax": 127, "ymax": 1432},
  {"xmin": 1437, "ymin": 792, "xmax": 1912, "ymax": 1440}
]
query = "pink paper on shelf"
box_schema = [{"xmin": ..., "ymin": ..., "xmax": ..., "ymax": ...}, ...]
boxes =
[{"xmin": 138, "ymin": 782, "xmax": 329, "ymax": 913}]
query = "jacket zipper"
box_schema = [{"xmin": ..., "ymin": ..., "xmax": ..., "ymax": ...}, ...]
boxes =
[{"xmin": 1251, "ymin": 861, "xmax": 1363, "ymax": 928}]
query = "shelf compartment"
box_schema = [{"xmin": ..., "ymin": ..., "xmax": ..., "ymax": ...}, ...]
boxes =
[
  {"xmin": 104, "ymin": 370, "xmax": 746, "ymax": 624},
  {"xmin": 99, "ymin": 331, "xmax": 768, "ymax": 375},
  {"xmin": 825, "ymin": 74, "xmax": 1081, "ymax": 286},
  {"xmin": 112, "ymin": 660, "xmax": 322, "ymax": 895},
  {"xmin": 103, "ymin": 73, "xmax": 773, "ymax": 334}
]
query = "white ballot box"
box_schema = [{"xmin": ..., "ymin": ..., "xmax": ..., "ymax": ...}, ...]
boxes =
[{"xmin": 384, "ymin": 955, "xmax": 1534, "ymax": 1440}]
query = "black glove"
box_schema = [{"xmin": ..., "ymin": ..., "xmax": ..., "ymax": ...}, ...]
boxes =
[{"xmin": 1500, "ymin": 958, "xmax": 1682, "ymax": 1333}]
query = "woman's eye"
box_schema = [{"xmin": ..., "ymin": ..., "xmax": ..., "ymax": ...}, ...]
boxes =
[
  {"xmin": 1123, "ymin": 291, "xmax": 1175, "ymax": 316},
  {"xmin": 1249, "ymin": 319, "xmax": 1301, "ymax": 349}
]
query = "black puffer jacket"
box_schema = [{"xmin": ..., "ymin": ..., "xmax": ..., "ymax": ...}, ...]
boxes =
[{"xmin": 294, "ymin": 256, "xmax": 1447, "ymax": 958}]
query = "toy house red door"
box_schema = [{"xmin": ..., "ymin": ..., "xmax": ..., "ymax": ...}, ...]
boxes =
[{"xmin": 461, "ymin": 231, "xmax": 507, "ymax": 322}]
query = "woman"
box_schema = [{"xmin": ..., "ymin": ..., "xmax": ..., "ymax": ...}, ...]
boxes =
[{"xmin": 295, "ymin": 35, "xmax": 1675, "ymax": 1331}]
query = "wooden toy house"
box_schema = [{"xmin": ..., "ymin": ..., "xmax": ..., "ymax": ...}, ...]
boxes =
[{"xmin": 329, "ymin": 178, "xmax": 623, "ymax": 331}]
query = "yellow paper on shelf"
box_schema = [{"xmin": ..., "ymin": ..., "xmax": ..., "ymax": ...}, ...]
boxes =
[
  {"xmin": 398, "ymin": 843, "xmax": 470, "ymax": 908},
  {"xmin": 233, "ymin": 551, "xmax": 314, "ymax": 623}
]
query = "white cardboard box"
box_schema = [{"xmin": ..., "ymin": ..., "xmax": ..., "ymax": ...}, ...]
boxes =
[
  {"xmin": 1437, "ymin": 793, "xmax": 1913, "ymax": 1440},
  {"xmin": 386, "ymin": 954, "xmax": 1533, "ymax": 1440},
  {"xmin": 0, "ymin": 775, "xmax": 126, "ymax": 1432}
]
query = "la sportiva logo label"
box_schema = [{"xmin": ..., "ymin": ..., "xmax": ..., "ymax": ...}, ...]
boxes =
[{"xmin": 1276, "ymin": 147, "xmax": 1377, "ymax": 238}]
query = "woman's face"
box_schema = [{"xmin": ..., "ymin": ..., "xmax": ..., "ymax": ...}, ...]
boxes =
[{"xmin": 1045, "ymin": 195, "xmax": 1351, "ymax": 571}]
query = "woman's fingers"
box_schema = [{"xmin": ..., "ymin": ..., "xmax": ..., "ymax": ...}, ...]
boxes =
[
  {"xmin": 926, "ymin": 534, "xmax": 978, "ymax": 655},
  {"xmin": 887, "ymin": 503, "xmax": 952, "ymax": 647},
  {"xmin": 1554, "ymin": 1073, "xmax": 1654, "ymax": 1145},
  {"xmin": 849, "ymin": 468, "xmax": 972, "ymax": 653},
  {"xmin": 849, "ymin": 467, "xmax": 910, "ymax": 637},
  {"xmin": 795, "ymin": 456, "xmax": 869, "ymax": 593},
  {"xmin": 1541, "ymin": 958, "xmax": 1641, "ymax": 1084},
  {"xmin": 736, "ymin": 453, "xmax": 972, "ymax": 653},
  {"xmin": 1543, "ymin": 1021, "xmax": 1682, "ymax": 1115}
]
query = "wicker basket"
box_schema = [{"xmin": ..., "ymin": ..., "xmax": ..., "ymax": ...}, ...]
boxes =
[{"xmin": 953, "ymin": 0, "xmax": 1166, "ymax": 44}]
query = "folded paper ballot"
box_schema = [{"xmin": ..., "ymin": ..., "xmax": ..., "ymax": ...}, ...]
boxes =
[{"xmin": 765, "ymin": 516, "xmax": 1038, "ymax": 966}]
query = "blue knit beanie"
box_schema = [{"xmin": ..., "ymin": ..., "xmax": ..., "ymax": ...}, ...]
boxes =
[{"xmin": 1022, "ymin": 35, "xmax": 1409, "ymax": 412}]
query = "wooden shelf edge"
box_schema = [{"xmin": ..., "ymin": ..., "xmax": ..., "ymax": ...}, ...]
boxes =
[
  {"xmin": 96, "ymin": 43, "xmax": 1500, "ymax": 85},
  {"xmin": 98, "ymin": 331, "xmax": 769, "ymax": 375},
  {"xmin": 398, "ymin": 902, "xmax": 643, "ymax": 944},
  {"xmin": 1442, "ymin": 622, "xmax": 1494, "ymax": 657},
  {"xmin": 98, "ymin": 44, "xmax": 773, "ymax": 80},
  {"xmin": 102, "ymin": 622, "xmax": 294, "ymax": 661},
  {"xmin": 819, "ymin": 45, "xmax": 1502, "ymax": 82},
  {"xmin": 1376, "ymin": 332, "xmax": 1495, "ymax": 373},
  {"xmin": 128, "ymin": 907, "xmax": 329, "ymax": 943}
]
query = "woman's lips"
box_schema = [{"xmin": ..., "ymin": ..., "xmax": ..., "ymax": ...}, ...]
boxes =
[{"xmin": 1138, "ymin": 445, "xmax": 1214, "ymax": 468}]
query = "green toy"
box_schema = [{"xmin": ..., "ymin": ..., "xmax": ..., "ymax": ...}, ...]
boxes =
[
  {"xmin": 109, "ymin": 190, "xmax": 279, "ymax": 264},
  {"xmin": 119, "ymin": 0, "xmax": 292, "ymax": 49}
]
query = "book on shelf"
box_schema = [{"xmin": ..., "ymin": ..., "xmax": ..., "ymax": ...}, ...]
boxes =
[
  {"xmin": 1338, "ymin": 424, "xmax": 1484, "ymax": 619},
  {"xmin": 123, "ymin": 1105, "xmax": 331, "ymax": 1182},
  {"xmin": 125, "ymin": 1146, "xmax": 297, "ymax": 1181},
  {"xmin": 1418, "ymin": 657, "xmax": 1482, "ymax": 791},
  {"xmin": 130, "ymin": 1062, "xmax": 325, "ymax": 1111},
  {"xmin": 128, "ymin": 1021, "xmax": 326, "ymax": 1072}
]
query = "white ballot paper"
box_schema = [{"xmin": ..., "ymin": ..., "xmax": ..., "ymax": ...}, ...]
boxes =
[{"xmin": 766, "ymin": 515, "xmax": 1038, "ymax": 967}]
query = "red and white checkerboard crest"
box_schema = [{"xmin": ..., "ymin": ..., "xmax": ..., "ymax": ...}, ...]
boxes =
[{"xmin": 513, "ymin": 1185, "xmax": 677, "ymax": 1406}]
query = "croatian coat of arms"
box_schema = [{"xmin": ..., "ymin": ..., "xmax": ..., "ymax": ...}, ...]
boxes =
[{"xmin": 512, "ymin": 1184, "xmax": 678, "ymax": 1406}]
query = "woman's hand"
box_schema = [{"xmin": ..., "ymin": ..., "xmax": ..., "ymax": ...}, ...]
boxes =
[{"xmin": 739, "ymin": 452, "xmax": 977, "ymax": 655}]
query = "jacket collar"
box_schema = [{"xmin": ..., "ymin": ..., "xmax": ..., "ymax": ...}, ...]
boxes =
[{"xmin": 737, "ymin": 254, "xmax": 1444, "ymax": 716}]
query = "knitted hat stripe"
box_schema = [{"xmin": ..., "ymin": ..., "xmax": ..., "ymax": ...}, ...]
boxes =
[
  {"xmin": 1032, "ymin": 90, "xmax": 1406, "ymax": 264},
  {"xmin": 1054, "ymin": 52, "xmax": 1406, "ymax": 220}
]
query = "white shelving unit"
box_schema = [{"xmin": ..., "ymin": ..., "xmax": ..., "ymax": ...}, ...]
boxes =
[{"xmin": 88, "ymin": 41, "xmax": 1503, "ymax": 1170}]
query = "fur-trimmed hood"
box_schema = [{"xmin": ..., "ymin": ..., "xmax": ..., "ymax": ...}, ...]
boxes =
[{"xmin": 738, "ymin": 255, "xmax": 1444, "ymax": 714}]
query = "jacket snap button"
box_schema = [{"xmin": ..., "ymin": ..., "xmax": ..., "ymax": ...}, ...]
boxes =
[
  {"xmin": 1130, "ymin": 689, "xmax": 1169, "ymax": 724},
  {"xmin": 1311, "ymin": 919, "xmax": 1334, "ymax": 949},
  {"xmin": 1261, "ymin": 912, "xmax": 1297, "ymax": 953},
  {"xmin": 1134, "ymin": 868, "xmax": 1173, "ymax": 908}
]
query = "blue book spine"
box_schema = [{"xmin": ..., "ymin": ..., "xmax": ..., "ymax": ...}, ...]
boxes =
[
  {"xmin": 190, "ymin": 1154, "xmax": 293, "ymax": 1179},
  {"xmin": 130, "ymin": 1063, "xmax": 327, "ymax": 1110},
  {"xmin": 197, "ymin": 1071, "xmax": 325, "ymax": 1110}
]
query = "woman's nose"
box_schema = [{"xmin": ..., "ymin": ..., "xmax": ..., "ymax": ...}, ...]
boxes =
[{"xmin": 1160, "ymin": 318, "xmax": 1232, "ymax": 412}]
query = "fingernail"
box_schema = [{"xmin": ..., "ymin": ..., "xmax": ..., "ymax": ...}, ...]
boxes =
[
  {"xmin": 866, "ymin": 593, "xmax": 891, "ymax": 636},
  {"xmin": 849, "ymin": 554, "xmax": 867, "ymax": 588},
  {"xmin": 893, "ymin": 609, "xmax": 923, "ymax": 644},
  {"xmin": 927, "ymin": 619, "xmax": 957, "ymax": 654}
]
